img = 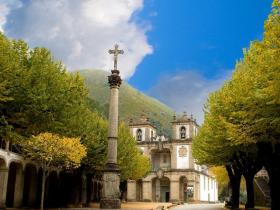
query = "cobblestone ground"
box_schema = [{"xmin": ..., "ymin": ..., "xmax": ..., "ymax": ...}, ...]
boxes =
[{"xmin": 172, "ymin": 203, "xmax": 224, "ymax": 210}]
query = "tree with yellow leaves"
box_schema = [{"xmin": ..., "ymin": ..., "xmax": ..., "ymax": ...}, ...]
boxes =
[{"xmin": 21, "ymin": 132, "xmax": 87, "ymax": 210}]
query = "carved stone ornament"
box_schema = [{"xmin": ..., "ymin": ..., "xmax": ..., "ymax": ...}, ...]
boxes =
[
  {"xmin": 178, "ymin": 146, "xmax": 187, "ymax": 157},
  {"xmin": 108, "ymin": 73, "xmax": 122, "ymax": 87},
  {"xmin": 156, "ymin": 168, "xmax": 164, "ymax": 179}
]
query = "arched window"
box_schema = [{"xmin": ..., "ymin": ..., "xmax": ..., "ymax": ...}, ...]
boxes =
[
  {"xmin": 137, "ymin": 129, "xmax": 142, "ymax": 141},
  {"xmin": 180, "ymin": 126, "xmax": 186, "ymax": 139}
]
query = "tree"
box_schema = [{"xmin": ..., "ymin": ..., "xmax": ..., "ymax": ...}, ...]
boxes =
[
  {"xmin": 211, "ymin": 1, "xmax": 280, "ymax": 208},
  {"xmin": 194, "ymin": 2, "xmax": 280, "ymax": 209},
  {"xmin": 118, "ymin": 122, "xmax": 151, "ymax": 180},
  {"xmin": 0, "ymin": 33, "xmax": 89, "ymax": 140},
  {"xmin": 193, "ymin": 94, "xmax": 243, "ymax": 209},
  {"xmin": 21, "ymin": 132, "xmax": 86, "ymax": 210}
]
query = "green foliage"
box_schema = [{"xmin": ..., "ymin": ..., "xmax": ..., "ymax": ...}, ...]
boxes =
[
  {"xmin": 118, "ymin": 122, "xmax": 151, "ymax": 180},
  {"xmin": 0, "ymin": 33, "xmax": 88, "ymax": 139}
]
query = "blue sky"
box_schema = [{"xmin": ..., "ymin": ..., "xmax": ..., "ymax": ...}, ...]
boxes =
[
  {"xmin": 0, "ymin": 0, "xmax": 272, "ymax": 123},
  {"xmin": 129, "ymin": 0, "xmax": 271, "ymax": 91}
]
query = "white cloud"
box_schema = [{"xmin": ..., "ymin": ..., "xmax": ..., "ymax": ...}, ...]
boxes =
[
  {"xmin": 0, "ymin": 0, "xmax": 22, "ymax": 32},
  {"xmin": 1, "ymin": 0, "xmax": 153, "ymax": 79},
  {"xmin": 148, "ymin": 70, "xmax": 232, "ymax": 124}
]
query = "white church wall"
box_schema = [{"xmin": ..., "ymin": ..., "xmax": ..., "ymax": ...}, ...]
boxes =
[
  {"xmin": 176, "ymin": 145, "xmax": 189, "ymax": 169},
  {"xmin": 210, "ymin": 179, "xmax": 218, "ymax": 202},
  {"xmin": 209, "ymin": 179, "xmax": 215, "ymax": 202},
  {"xmin": 199, "ymin": 175, "xmax": 218, "ymax": 202},
  {"xmin": 199, "ymin": 175, "xmax": 209, "ymax": 201}
]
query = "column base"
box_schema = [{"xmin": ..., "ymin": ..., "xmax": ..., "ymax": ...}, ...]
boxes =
[
  {"xmin": 104, "ymin": 162, "xmax": 120, "ymax": 171},
  {"xmin": 100, "ymin": 198, "xmax": 121, "ymax": 209}
]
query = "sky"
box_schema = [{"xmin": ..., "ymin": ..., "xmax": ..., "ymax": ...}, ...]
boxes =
[{"xmin": 0, "ymin": 0, "xmax": 272, "ymax": 123}]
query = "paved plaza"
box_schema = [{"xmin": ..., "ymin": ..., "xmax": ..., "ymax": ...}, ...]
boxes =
[{"xmin": 172, "ymin": 203, "xmax": 224, "ymax": 210}]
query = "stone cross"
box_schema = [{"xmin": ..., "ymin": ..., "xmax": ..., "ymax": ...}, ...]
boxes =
[{"xmin": 108, "ymin": 44, "xmax": 124, "ymax": 70}]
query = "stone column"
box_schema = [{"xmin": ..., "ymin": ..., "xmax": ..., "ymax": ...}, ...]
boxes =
[
  {"xmin": 28, "ymin": 170, "xmax": 38, "ymax": 207},
  {"xmin": 142, "ymin": 181, "xmax": 152, "ymax": 202},
  {"xmin": 81, "ymin": 174, "xmax": 87, "ymax": 206},
  {"xmin": 14, "ymin": 167, "xmax": 24, "ymax": 207},
  {"xmin": 100, "ymin": 68, "xmax": 122, "ymax": 209},
  {"xmin": 126, "ymin": 180, "xmax": 136, "ymax": 201},
  {"xmin": 170, "ymin": 180, "xmax": 179, "ymax": 203},
  {"xmin": 170, "ymin": 146, "xmax": 177, "ymax": 169},
  {"xmin": 0, "ymin": 168, "xmax": 8, "ymax": 208},
  {"xmin": 188, "ymin": 145, "xmax": 194, "ymax": 169}
]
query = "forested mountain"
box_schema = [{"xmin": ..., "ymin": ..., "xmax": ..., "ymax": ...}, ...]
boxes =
[{"xmin": 80, "ymin": 69, "xmax": 174, "ymax": 137}]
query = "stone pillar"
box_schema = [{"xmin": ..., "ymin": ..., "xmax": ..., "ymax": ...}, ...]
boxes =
[
  {"xmin": 170, "ymin": 146, "xmax": 177, "ymax": 169},
  {"xmin": 127, "ymin": 180, "xmax": 136, "ymax": 201},
  {"xmin": 142, "ymin": 181, "xmax": 152, "ymax": 202},
  {"xmin": 0, "ymin": 168, "xmax": 8, "ymax": 208},
  {"xmin": 170, "ymin": 180, "xmax": 179, "ymax": 202},
  {"xmin": 14, "ymin": 167, "xmax": 24, "ymax": 207},
  {"xmin": 188, "ymin": 145, "xmax": 194, "ymax": 169},
  {"xmin": 81, "ymin": 174, "xmax": 87, "ymax": 206},
  {"xmin": 196, "ymin": 175, "xmax": 200, "ymax": 201},
  {"xmin": 107, "ymin": 87, "xmax": 119, "ymax": 165},
  {"xmin": 100, "ymin": 45, "xmax": 123, "ymax": 209},
  {"xmin": 28, "ymin": 170, "xmax": 38, "ymax": 206}
]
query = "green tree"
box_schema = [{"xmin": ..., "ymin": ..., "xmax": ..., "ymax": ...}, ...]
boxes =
[
  {"xmin": 0, "ymin": 33, "xmax": 88, "ymax": 140},
  {"xmin": 118, "ymin": 122, "xmax": 151, "ymax": 180},
  {"xmin": 194, "ymin": 1, "xmax": 280, "ymax": 209},
  {"xmin": 21, "ymin": 132, "xmax": 86, "ymax": 210},
  {"xmin": 193, "ymin": 94, "xmax": 243, "ymax": 209}
]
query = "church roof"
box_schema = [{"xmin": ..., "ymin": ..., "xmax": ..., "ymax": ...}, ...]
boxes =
[
  {"xmin": 128, "ymin": 115, "xmax": 156, "ymax": 129},
  {"xmin": 172, "ymin": 112, "xmax": 199, "ymax": 126}
]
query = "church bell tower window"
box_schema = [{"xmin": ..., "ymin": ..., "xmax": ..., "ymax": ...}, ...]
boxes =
[
  {"xmin": 180, "ymin": 126, "xmax": 186, "ymax": 139},
  {"xmin": 137, "ymin": 129, "xmax": 143, "ymax": 141}
]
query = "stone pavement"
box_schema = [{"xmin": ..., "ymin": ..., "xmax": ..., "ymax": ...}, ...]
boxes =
[
  {"xmin": 88, "ymin": 202, "xmax": 174, "ymax": 210},
  {"xmin": 171, "ymin": 203, "xmax": 224, "ymax": 210}
]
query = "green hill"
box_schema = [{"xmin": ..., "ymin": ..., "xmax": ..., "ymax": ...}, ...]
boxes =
[{"xmin": 79, "ymin": 69, "xmax": 174, "ymax": 136}]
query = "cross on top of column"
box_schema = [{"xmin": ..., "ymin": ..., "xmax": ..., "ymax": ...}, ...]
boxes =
[{"xmin": 108, "ymin": 44, "xmax": 124, "ymax": 70}]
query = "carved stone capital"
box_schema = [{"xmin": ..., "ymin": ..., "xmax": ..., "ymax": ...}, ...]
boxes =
[{"xmin": 108, "ymin": 70, "xmax": 122, "ymax": 87}]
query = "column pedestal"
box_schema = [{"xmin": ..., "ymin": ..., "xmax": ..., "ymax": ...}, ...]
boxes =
[
  {"xmin": 127, "ymin": 180, "xmax": 136, "ymax": 201},
  {"xmin": 100, "ymin": 171, "xmax": 121, "ymax": 209},
  {"xmin": 142, "ymin": 181, "xmax": 152, "ymax": 202}
]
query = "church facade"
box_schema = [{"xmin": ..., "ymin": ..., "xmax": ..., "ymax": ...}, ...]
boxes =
[{"xmin": 127, "ymin": 113, "xmax": 218, "ymax": 203}]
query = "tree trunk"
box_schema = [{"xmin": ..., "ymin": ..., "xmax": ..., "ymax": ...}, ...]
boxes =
[
  {"xmin": 231, "ymin": 176, "xmax": 241, "ymax": 209},
  {"xmin": 244, "ymin": 174, "xmax": 254, "ymax": 209},
  {"xmin": 266, "ymin": 165, "xmax": 280, "ymax": 210},
  {"xmin": 226, "ymin": 165, "xmax": 241, "ymax": 209},
  {"xmin": 41, "ymin": 168, "xmax": 46, "ymax": 210}
]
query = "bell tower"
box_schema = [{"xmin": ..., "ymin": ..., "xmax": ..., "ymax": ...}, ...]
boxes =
[{"xmin": 171, "ymin": 112, "xmax": 199, "ymax": 140}]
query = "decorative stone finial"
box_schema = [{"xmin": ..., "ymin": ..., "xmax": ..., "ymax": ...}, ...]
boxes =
[
  {"xmin": 173, "ymin": 112, "xmax": 176, "ymax": 120},
  {"xmin": 108, "ymin": 44, "xmax": 124, "ymax": 88}
]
